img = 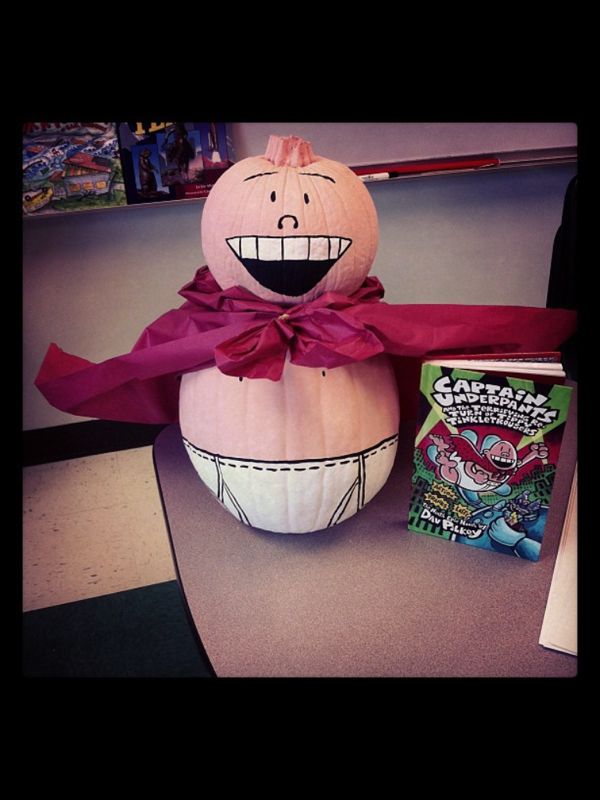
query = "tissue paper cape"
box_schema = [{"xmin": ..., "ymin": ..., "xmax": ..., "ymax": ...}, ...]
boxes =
[{"xmin": 35, "ymin": 265, "xmax": 577, "ymax": 425}]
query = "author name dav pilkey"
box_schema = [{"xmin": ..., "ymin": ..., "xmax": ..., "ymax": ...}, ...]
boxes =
[{"xmin": 419, "ymin": 506, "xmax": 484, "ymax": 539}]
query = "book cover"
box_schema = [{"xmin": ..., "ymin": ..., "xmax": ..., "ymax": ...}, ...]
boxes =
[
  {"xmin": 407, "ymin": 361, "xmax": 572, "ymax": 561},
  {"xmin": 22, "ymin": 122, "xmax": 126, "ymax": 216},
  {"xmin": 117, "ymin": 121, "xmax": 232, "ymax": 204}
]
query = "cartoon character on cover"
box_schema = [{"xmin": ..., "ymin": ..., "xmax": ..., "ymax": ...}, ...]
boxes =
[
  {"xmin": 164, "ymin": 123, "xmax": 195, "ymax": 178},
  {"xmin": 427, "ymin": 430, "xmax": 548, "ymax": 507},
  {"xmin": 138, "ymin": 148, "xmax": 158, "ymax": 194},
  {"xmin": 179, "ymin": 135, "xmax": 399, "ymax": 533},
  {"xmin": 455, "ymin": 497, "xmax": 547, "ymax": 559}
]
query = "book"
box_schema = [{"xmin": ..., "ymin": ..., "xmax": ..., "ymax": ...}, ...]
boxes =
[
  {"xmin": 407, "ymin": 352, "xmax": 573, "ymax": 561},
  {"xmin": 539, "ymin": 465, "xmax": 577, "ymax": 654},
  {"xmin": 22, "ymin": 122, "xmax": 126, "ymax": 215},
  {"xmin": 116, "ymin": 121, "xmax": 232, "ymax": 205}
]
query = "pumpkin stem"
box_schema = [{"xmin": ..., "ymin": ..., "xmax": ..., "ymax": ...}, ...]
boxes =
[{"xmin": 264, "ymin": 135, "xmax": 317, "ymax": 167}]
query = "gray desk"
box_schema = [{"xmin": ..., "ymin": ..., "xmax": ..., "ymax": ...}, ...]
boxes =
[{"xmin": 154, "ymin": 394, "xmax": 577, "ymax": 678}]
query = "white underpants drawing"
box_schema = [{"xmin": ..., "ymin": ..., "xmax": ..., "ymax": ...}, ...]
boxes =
[{"xmin": 182, "ymin": 433, "xmax": 399, "ymax": 533}]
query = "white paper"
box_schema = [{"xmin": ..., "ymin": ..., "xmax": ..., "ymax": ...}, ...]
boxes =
[
  {"xmin": 539, "ymin": 466, "xmax": 577, "ymax": 656},
  {"xmin": 425, "ymin": 359, "xmax": 565, "ymax": 377}
]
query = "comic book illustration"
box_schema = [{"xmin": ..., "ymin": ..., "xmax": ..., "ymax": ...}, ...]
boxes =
[
  {"xmin": 117, "ymin": 122, "xmax": 231, "ymax": 204},
  {"xmin": 408, "ymin": 363, "xmax": 572, "ymax": 561},
  {"xmin": 23, "ymin": 122, "xmax": 125, "ymax": 215}
]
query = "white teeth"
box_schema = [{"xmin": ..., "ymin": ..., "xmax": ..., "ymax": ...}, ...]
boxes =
[
  {"xmin": 309, "ymin": 237, "xmax": 329, "ymax": 260},
  {"xmin": 227, "ymin": 236, "xmax": 352, "ymax": 262},
  {"xmin": 283, "ymin": 238, "xmax": 309, "ymax": 260},
  {"xmin": 257, "ymin": 238, "xmax": 282, "ymax": 260},
  {"xmin": 241, "ymin": 237, "xmax": 258, "ymax": 259},
  {"xmin": 339, "ymin": 237, "xmax": 351, "ymax": 257},
  {"xmin": 227, "ymin": 237, "xmax": 241, "ymax": 256}
]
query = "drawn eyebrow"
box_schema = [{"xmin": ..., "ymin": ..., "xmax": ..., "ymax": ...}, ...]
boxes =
[
  {"xmin": 299, "ymin": 172, "xmax": 336, "ymax": 183},
  {"xmin": 243, "ymin": 171, "xmax": 278, "ymax": 181}
]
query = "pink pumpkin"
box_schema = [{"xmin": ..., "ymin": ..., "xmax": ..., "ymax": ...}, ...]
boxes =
[
  {"xmin": 180, "ymin": 135, "xmax": 399, "ymax": 533},
  {"xmin": 201, "ymin": 134, "xmax": 379, "ymax": 303}
]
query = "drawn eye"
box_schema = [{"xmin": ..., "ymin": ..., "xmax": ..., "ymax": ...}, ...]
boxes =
[
  {"xmin": 270, "ymin": 191, "xmax": 276, "ymax": 202},
  {"xmin": 304, "ymin": 193, "xmax": 310, "ymax": 204}
]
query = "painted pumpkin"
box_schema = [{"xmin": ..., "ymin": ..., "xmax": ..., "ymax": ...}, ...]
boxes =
[
  {"xmin": 180, "ymin": 135, "xmax": 400, "ymax": 533},
  {"xmin": 201, "ymin": 134, "xmax": 379, "ymax": 303}
]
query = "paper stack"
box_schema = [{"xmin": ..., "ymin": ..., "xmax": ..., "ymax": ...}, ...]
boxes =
[{"xmin": 539, "ymin": 465, "xmax": 577, "ymax": 656}]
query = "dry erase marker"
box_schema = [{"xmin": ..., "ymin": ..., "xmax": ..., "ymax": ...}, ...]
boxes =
[
  {"xmin": 354, "ymin": 157, "xmax": 500, "ymax": 181},
  {"xmin": 359, "ymin": 172, "xmax": 391, "ymax": 182}
]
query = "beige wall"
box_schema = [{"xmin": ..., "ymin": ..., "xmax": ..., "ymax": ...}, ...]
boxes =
[{"xmin": 229, "ymin": 121, "xmax": 576, "ymax": 165}]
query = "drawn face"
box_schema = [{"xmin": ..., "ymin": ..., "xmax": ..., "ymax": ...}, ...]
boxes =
[
  {"xmin": 201, "ymin": 155, "xmax": 378, "ymax": 304},
  {"xmin": 485, "ymin": 440, "xmax": 518, "ymax": 471}
]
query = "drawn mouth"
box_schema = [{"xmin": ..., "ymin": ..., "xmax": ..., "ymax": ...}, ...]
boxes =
[
  {"xmin": 226, "ymin": 235, "xmax": 352, "ymax": 296},
  {"xmin": 490, "ymin": 455, "xmax": 515, "ymax": 469}
]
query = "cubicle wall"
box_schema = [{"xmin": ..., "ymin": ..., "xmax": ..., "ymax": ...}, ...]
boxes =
[{"xmin": 230, "ymin": 122, "xmax": 576, "ymax": 165}]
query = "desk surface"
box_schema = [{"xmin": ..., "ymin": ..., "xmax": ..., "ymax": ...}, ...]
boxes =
[{"xmin": 154, "ymin": 396, "xmax": 577, "ymax": 678}]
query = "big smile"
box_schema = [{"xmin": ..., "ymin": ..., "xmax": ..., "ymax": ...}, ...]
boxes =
[
  {"xmin": 226, "ymin": 235, "xmax": 352, "ymax": 296},
  {"xmin": 490, "ymin": 455, "xmax": 515, "ymax": 469}
]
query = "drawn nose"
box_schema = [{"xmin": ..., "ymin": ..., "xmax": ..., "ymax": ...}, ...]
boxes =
[{"xmin": 277, "ymin": 214, "xmax": 299, "ymax": 230}]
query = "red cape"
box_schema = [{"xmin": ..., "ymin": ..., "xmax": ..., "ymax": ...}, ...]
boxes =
[
  {"xmin": 35, "ymin": 266, "xmax": 577, "ymax": 424},
  {"xmin": 449, "ymin": 435, "xmax": 505, "ymax": 479}
]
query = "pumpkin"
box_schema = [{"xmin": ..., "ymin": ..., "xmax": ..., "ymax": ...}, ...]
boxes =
[
  {"xmin": 201, "ymin": 134, "xmax": 379, "ymax": 304},
  {"xmin": 180, "ymin": 135, "xmax": 400, "ymax": 533}
]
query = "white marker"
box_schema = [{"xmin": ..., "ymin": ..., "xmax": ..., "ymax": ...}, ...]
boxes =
[{"xmin": 358, "ymin": 172, "xmax": 392, "ymax": 182}]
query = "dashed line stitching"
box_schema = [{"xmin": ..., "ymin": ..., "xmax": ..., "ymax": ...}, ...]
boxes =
[{"xmin": 183, "ymin": 434, "xmax": 399, "ymax": 473}]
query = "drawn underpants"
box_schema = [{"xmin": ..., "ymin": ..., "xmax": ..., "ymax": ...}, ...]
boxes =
[{"xmin": 182, "ymin": 433, "xmax": 399, "ymax": 533}]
